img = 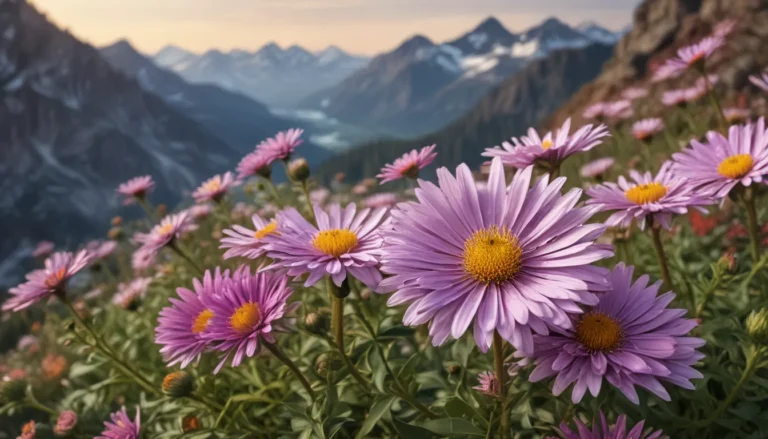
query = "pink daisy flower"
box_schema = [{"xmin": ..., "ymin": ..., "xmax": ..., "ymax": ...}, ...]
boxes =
[
  {"xmin": 192, "ymin": 172, "xmax": 239, "ymax": 203},
  {"xmin": 749, "ymin": 69, "xmax": 768, "ymax": 92},
  {"xmin": 632, "ymin": 118, "xmax": 665, "ymax": 142},
  {"xmin": 352, "ymin": 183, "xmax": 369, "ymax": 195},
  {"xmin": 220, "ymin": 213, "xmax": 279, "ymax": 260},
  {"xmin": 3, "ymin": 251, "xmax": 91, "ymax": 312},
  {"xmin": 237, "ymin": 149, "xmax": 272, "ymax": 180},
  {"xmin": 131, "ymin": 248, "xmax": 156, "ymax": 274},
  {"xmin": 483, "ymin": 119, "xmax": 609, "ymax": 170},
  {"xmin": 378, "ymin": 158, "xmax": 613, "ymax": 353},
  {"xmin": 551, "ymin": 411, "xmax": 666, "ymax": 439},
  {"xmin": 202, "ymin": 267, "xmax": 298, "ymax": 373},
  {"xmin": 652, "ymin": 63, "xmax": 682, "ymax": 83},
  {"xmin": 135, "ymin": 211, "xmax": 194, "ymax": 257},
  {"xmin": 85, "ymin": 240, "xmax": 118, "ymax": 261},
  {"xmin": 582, "ymin": 102, "xmax": 607, "ymax": 120},
  {"xmin": 473, "ymin": 371, "xmax": 500, "ymax": 397},
  {"xmin": 31, "ymin": 241, "xmax": 54, "ymax": 258},
  {"xmin": 712, "ymin": 18, "xmax": 737, "ymax": 39},
  {"xmin": 603, "ymin": 100, "xmax": 634, "ymax": 120},
  {"xmin": 155, "ymin": 268, "xmax": 229, "ymax": 368},
  {"xmin": 310, "ymin": 188, "xmax": 330, "ymax": 206},
  {"xmin": 658, "ymin": 36, "xmax": 724, "ymax": 76},
  {"xmin": 580, "ymin": 158, "xmax": 615, "ymax": 179},
  {"xmin": 724, "ymin": 107, "xmax": 751, "ymax": 124},
  {"xmin": 263, "ymin": 204, "xmax": 387, "ymax": 290},
  {"xmin": 95, "ymin": 406, "xmax": 140, "ymax": 439},
  {"xmin": 116, "ymin": 176, "xmax": 155, "ymax": 205},
  {"xmin": 258, "ymin": 128, "xmax": 304, "ymax": 164},
  {"xmin": 363, "ymin": 193, "xmax": 398, "ymax": 209},
  {"xmin": 113, "ymin": 277, "xmax": 153, "ymax": 310},
  {"xmin": 621, "ymin": 87, "xmax": 648, "ymax": 101},
  {"xmin": 377, "ymin": 145, "xmax": 437, "ymax": 184},
  {"xmin": 526, "ymin": 263, "xmax": 704, "ymax": 404},
  {"xmin": 586, "ymin": 162, "xmax": 711, "ymax": 230},
  {"xmin": 672, "ymin": 117, "xmax": 768, "ymax": 199},
  {"xmin": 661, "ymin": 89, "xmax": 688, "ymax": 107}
]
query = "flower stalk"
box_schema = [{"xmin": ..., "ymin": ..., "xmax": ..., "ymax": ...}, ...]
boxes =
[
  {"xmin": 493, "ymin": 331, "xmax": 509, "ymax": 439},
  {"xmin": 697, "ymin": 346, "xmax": 763, "ymax": 428},
  {"xmin": 169, "ymin": 243, "xmax": 204, "ymax": 276},
  {"xmin": 701, "ymin": 70, "xmax": 728, "ymax": 134},
  {"xmin": 743, "ymin": 189, "xmax": 762, "ymax": 263},
  {"xmin": 262, "ymin": 341, "xmax": 316, "ymax": 401}
]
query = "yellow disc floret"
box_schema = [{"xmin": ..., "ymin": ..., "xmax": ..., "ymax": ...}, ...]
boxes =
[
  {"xmin": 254, "ymin": 221, "xmax": 279, "ymax": 239},
  {"xmin": 230, "ymin": 303, "xmax": 262, "ymax": 334},
  {"xmin": 312, "ymin": 229, "xmax": 358, "ymax": 257},
  {"xmin": 191, "ymin": 309, "xmax": 214, "ymax": 334},
  {"xmin": 576, "ymin": 312, "xmax": 623, "ymax": 351},
  {"xmin": 624, "ymin": 182, "xmax": 668, "ymax": 204},
  {"xmin": 717, "ymin": 154, "xmax": 753, "ymax": 179},
  {"xmin": 463, "ymin": 226, "xmax": 523, "ymax": 284}
]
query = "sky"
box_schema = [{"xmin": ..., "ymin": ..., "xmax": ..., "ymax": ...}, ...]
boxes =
[{"xmin": 32, "ymin": 0, "xmax": 641, "ymax": 56}]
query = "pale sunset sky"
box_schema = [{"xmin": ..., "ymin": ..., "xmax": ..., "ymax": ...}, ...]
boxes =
[{"xmin": 31, "ymin": 0, "xmax": 640, "ymax": 56}]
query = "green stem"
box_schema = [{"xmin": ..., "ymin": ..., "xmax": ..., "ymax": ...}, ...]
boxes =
[
  {"xmin": 25, "ymin": 392, "xmax": 57, "ymax": 416},
  {"xmin": 189, "ymin": 393, "xmax": 225, "ymax": 412},
  {"xmin": 701, "ymin": 70, "xmax": 728, "ymax": 134},
  {"xmin": 697, "ymin": 347, "xmax": 763, "ymax": 428},
  {"xmin": 743, "ymin": 190, "xmax": 762, "ymax": 263},
  {"xmin": 549, "ymin": 163, "xmax": 561, "ymax": 179},
  {"xmin": 261, "ymin": 176, "xmax": 285, "ymax": 208},
  {"xmin": 60, "ymin": 295, "xmax": 158, "ymax": 395},
  {"xmin": 493, "ymin": 331, "xmax": 509, "ymax": 439},
  {"xmin": 328, "ymin": 278, "xmax": 370, "ymax": 390},
  {"xmin": 300, "ymin": 180, "xmax": 317, "ymax": 225},
  {"xmin": 137, "ymin": 198, "xmax": 157, "ymax": 223},
  {"xmin": 649, "ymin": 222, "xmax": 689, "ymax": 308},
  {"xmin": 169, "ymin": 243, "xmax": 204, "ymax": 276},
  {"xmin": 262, "ymin": 342, "xmax": 316, "ymax": 401},
  {"xmin": 696, "ymin": 276, "xmax": 723, "ymax": 319}
]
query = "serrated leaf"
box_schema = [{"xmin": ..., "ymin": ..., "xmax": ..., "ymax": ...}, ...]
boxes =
[
  {"xmin": 422, "ymin": 418, "xmax": 485, "ymax": 437},
  {"xmin": 356, "ymin": 395, "xmax": 396, "ymax": 439}
]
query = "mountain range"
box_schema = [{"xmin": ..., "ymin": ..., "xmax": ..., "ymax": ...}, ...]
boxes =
[
  {"xmin": 299, "ymin": 17, "xmax": 622, "ymax": 137},
  {"xmin": 153, "ymin": 43, "xmax": 369, "ymax": 106}
]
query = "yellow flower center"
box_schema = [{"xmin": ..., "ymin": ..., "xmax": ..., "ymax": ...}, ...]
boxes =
[
  {"xmin": 44, "ymin": 267, "xmax": 67, "ymax": 289},
  {"xmin": 717, "ymin": 154, "xmax": 753, "ymax": 179},
  {"xmin": 162, "ymin": 371, "xmax": 185, "ymax": 393},
  {"xmin": 230, "ymin": 302, "xmax": 262, "ymax": 334},
  {"xmin": 576, "ymin": 312, "xmax": 623, "ymax": 351},
  {"xmin": 157, "ymin": 222, "xmax": 174, "ymax": 236},
  {"xmin": 463, "ymin": 226, "xmax": 523, "ymax": 284},
  {"xmin": 624, "ymin": 182, "xmax": 668, "ymax": 204},
  {"xmin": 401, "ymin": 163, "xmax": 420, "ymax": 179},
  {"xmin": 541, "ymin": 138, "xmax": 554, "ymax": 150},
  {"xmin": 202, "ymin": 179, "xmax": 222, "ymax": 193},
  {"xmin": 191, "ymin": 309, "xmax": 214, "ymax": 334},
  {"xmin": 312, "ymin": 229, "xmax": 358, "ymax": 257},
  {"xmin": 254, "ymin": 221, "xmax": 278, "ymax": 239}
]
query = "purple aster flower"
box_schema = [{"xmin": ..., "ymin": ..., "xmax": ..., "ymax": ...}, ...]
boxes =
[
  {"xmin": 237, "ymin": 149, "xmax": 272, "ymax": 180},
  {"xmin": 632, "ymin": 118, "xmax": 664, "ymax": 142},
  {"xmin": 31, "ymin": 241, "xmax": 54, "ymax": 258},
  {"xmin": 652, "ymin": 63, "xmax": 682, "ymax": 83},
  {"xmin": 116, "ymin": 175, "xmax": 155, "ymax": 205},
  {"xmin": 363, "ymin": 193, "xmax": 398, "ymax": 209},
  {"xmin": 220, "ymin": 214, "xmax": 279, "ymax": 260},
  {"xmin": 113, "ymin": 277, "xmax": 153, "ymax": 310},
  {"xmin": 724, "ymin": 107, "xmax": 750, "ymax": 124},
  {"xmin": 750, "ymin": 69, "xmax": 768, "ymax": 92},
  {"xmin": 603, "ymin": 100, "xmax": 634, "ymax": 120},
  {"xmin": 134, "ymin": 211, "xmax": 193, "ymax": 257},
  {"xmin": 192, "ymin": 172, "xmax": 239, "ymax": 203},
  {"xmin": 658, "ymin": 36, "xmax": 724, "ymax": 76},
  {"xmin": 586, "ymin": 162, "xmax": 711, "ymax": 230},
  {"xmin": 672, "ymin": 117, "xmax": 768, "ymax": 199},
  {"xmin": 473, "ymin": 371, "xmax": 500, "ymax": 397},
  {"xmin": 582, "ymin": 102, "xmax": 607, "ymax": 120},
  {"xmin": 661, "ymin": 89, "xmax": 688, "ymax": 107},
  {"xmin": 54, "ymin": 410, "xmax": 78, "ymax": 436},
  {"xmin": 526, "ymin": 263, "xmax": 704, "ymax": 404},
  {"xmin": 377, "ymin": 145, "xmax": 437, "ymax": 184},
  {"xmin": 712, "ymin": 18, "xmax": 737, "ymax": 39},
  {"xmin": 95, "ymin": 406, "xmax": 140, "ymax": 439},
  {"xmin": 483, "ymin": 119, "xmax": 609, "ymax": 171},
  {"xmin": 263, "ymin": 204, "xmax": 387, "ymax": 289},
  {"xmin": 201, "ymin": 267, "xmax": 298, "ymax": 373},
  {"xmin": 378, "ymin": 157, "xmax": 613, "ymax": 353},
  {"xmin": 187, "ymin": 204, "xmax": 213, "ymax": 220},
  {"xmin": 155, "ymin": 268, "xmax": 228, "ymax": 368},
  {"xmin": 86, "ymin": 240, "xmax": 118, "ymax": 261},
  {"xmin": 551, "ymin": 411, "xmax": 666, "ymax": 439},
  {"xmin": 352, "ymin": 183, "xmax": 369, "ymax": 195},
  {"xmin": 580, "ymin": 158, "xmax": 615, "ymax": 179},
  {"xmin": 3, "ymin": 251, "xmax": 92, "ymax": 312},
  {"xmin": 621, "ymin": 87, "xmax": 648, "ymax": 101},
  {"xmin": 258, "ymin": 128, "xmax": 304, "ymax": 164},
  {"xmin": 131, "ymin": 248, "xmax": 156, "ymax": 274}
]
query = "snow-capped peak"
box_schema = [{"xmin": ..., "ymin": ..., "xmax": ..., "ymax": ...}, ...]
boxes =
[{"xmin": 154, "ymin": 45, "xmax": 196, "ymax": 68}]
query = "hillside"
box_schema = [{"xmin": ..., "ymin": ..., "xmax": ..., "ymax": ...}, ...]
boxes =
[{"xmin": 314, "ymin": 43, "xmax": 614, "ymax": 182}]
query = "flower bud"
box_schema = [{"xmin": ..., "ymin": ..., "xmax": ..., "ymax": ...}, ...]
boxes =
[
  {"xmin": 288, "ymin": 158, "xmax": 310, "ymax": 182},
  {"xmin": 182, "ymin": 415, "xmax": 201, "ymax": 432},
  {"xmin": 111, "ymin": 216, "xmax": 123, "ymax": 226},
  {"xmin": 447, "ymin": 365, "xmax": 460, "ymax": 375},
  {"xmin": 305, "ymin": 311, "xmax": 330, "ymax": 335},
  {"xmin": 330, "ymin": 278, "xmax": 351, "ymax": 299},
  {"xmin": 747, "ymin": 308, "xmax": 768, "ymax": 345},
  {"xmin": 359, "ymin": 288, "xmax": 372, "ymax": 301},
  {"xmin": 0, "ymin": 379, "xmax": 27, "ymax": 403},
  {"xmin": 334, "ymin": 172, "xmax": 345, "ymax": 183},
  {"xmin": 156, "ymin": 204, "xmax": 167, "ymax": 217},
  {"xmin": 108, "ymin": 227, "xmax": 123, "ymax": 241},
  {"xmin": 162, "ymin": 371, "xmax": 196, "ymax": 398},
  {"xmin": 718, "ymin": 250, "xmax": 737, "ymax": 273},
  {"xmin": 54, "ymin": 411, "xmax": 78, "ymax": 436},
  {"xmin": 19, "ymin": 420, "xmax": 35, "ymax": 439}
]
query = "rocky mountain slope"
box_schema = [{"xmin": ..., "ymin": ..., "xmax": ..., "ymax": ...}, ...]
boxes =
[
  {"xmin": 99, "ymin": 40, "xmax": 332, "ymax": 165},
  {"xmin": 0, "ymin": 0, "xmax": 243, "ymax": 282},
  {"xmin": 546, "ymin": 0, "xmax": 768, "ymax": 127},
  {"xmin": 314, "ymin": 43, "xmax": 615, "ymax": 182},
  {"xmin": 301, "ymin": 17, "xmax": 621, "ymax": 137},
  {"xmin": 153, "ymin": 43, "xmax": 369, "ymax": 106}
]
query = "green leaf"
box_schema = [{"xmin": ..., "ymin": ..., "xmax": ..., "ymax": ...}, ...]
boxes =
[
  {"xmin": 378, "ymin": 325, "xmax": 415, "ymax": 340},
  {"xmin": 368, "ymin": 348, "xmax": 387, "ymax": 392},
  {"xmin": 444, "ymin": 398, "xmax": 487, "ymax": 426},
  {"xmin": 397, "ymin": 353, "xmax": 421, "ymax": 382},
  {"xmin": 393, "ymin": 419, "xmax": 434, "ymax": 439},
  {"xmin": 422, "ymin": 418, "xmax": 485, "ymax": 437},
  {"xmin": 355, "ymin": 396, "xmax": 396, "ymax": 439}
]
